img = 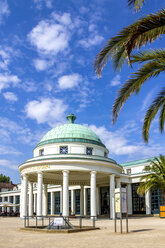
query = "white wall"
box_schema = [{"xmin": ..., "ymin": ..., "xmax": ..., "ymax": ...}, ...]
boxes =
[{"xmin": 33, "ymin": 142, "xmax": 108, "ymax": 158}]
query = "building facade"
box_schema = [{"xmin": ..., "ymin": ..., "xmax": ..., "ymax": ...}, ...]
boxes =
[{"xmin": 0, "ymin": 114, "xmax": 163, "ymax": 217}]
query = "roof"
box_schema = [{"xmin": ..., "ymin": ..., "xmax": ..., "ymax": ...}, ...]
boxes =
[
  {"xmin": 0, "ymin": 182, "xmax": 16, "ymax": 189},
  {"xmin": 36, "ymin": 114, "xmax": 105, "ymax": 148},
  {"xmin": 120, "ymin": 157, "xmax": 154, "ymax": 167}
]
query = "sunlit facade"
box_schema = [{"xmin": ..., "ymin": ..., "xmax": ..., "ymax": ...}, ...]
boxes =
[{"xmin": 0, "ymin": 114, "xmax": 162, "ymax": 217}]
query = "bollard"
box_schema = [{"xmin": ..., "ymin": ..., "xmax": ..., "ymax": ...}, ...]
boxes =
[
  {"xmin": 24, "ymin": 216, "xmax": 26, "ymax": 228},
  {"xmin": 80, "ymin": 217, "xmax": 82, "ymax": 229}
]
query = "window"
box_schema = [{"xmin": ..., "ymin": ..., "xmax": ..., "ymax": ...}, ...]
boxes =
[
  {"xmin": 104, "ymin": 152, "xmax": 107, "ymax": 157},
  {"xmin": 60, "ymin": 146, "xmax": 68, "ymax": 154},
  {"xmin": 39, "ymin": 149, "xmax": 44, "ymax": 156},
  {"xmin": 132, "ymin": 183, "xmax": 146, "ymax": 214},
  {"xmin": 86, "ymin": 147, "xmax": 93, "ymax": 155},
  {"xmin": 126, "ymin": 169, "xmax": 131, "ymax": 174}
]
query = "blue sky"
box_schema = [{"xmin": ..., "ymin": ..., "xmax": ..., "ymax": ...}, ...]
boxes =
[{"xmin": 0, "ymin": 0, "xmax": 164, "ymax": 183}]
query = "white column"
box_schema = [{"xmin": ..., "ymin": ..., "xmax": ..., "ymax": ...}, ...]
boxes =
[
  {"xmin": 71, "ymin": 189, "xmax": 75, "ymax": 215},
  {"xmin": 80, "ymin": 186, "xmax": 84, "ymax": 216},
  {"xmin": 60, "ymin": 187, "xmax": 63, "ymax": 214},
  {"xmin": 62, "ymin": 170, "xmax": 69, "ymax": 217},
  {"xmin": 37, "ymin": 172, "xmax": 43, "ymax": 217},
  {"xmin": 145, "ymin": 190, "xmax": 151, "ymax": 215},
  {"xmin": 34, "ymin": 193, "xmax": 37, "ymax": 213},
  {"xmin": 2, "ymin": 197, "xmax": 5, "ymax": 212},
  {"xmin": 90, "ymin": 171, "xmax": 97, "ymax": 218},
  {"xmin": 20, "ymin": 177, "xmax": 23, "ymax": 216},
  {"xmin": 29, "ymin": 182, "xmax": 33, "ymax": 216},
  {"xmin": 43, "ymin": 184, "xmax": 48, "ymax": 216},
  {"xmin": 51, "ymin": 192, "xmax": 54, "ymax": 215},
  {"xmin": 13, "ymin": 196, "xmax": 16, "ymax": 212},
  {"xmin": 110, "ymin": 174, "xmax": 115, "ymax": 219},
  {"xmin": 116, "ymin": 177, "xmax": 121, "ymax": 188},
  {"xmin": 84, "ymin": 188, "xmax": 87, "ymax": 216},
  {"xmin": 96, "ymin": 187, "xmax": 100, "ymax": 215},
  {"xmin": 7, "ymin": 196, "xmax": 10, "ymax": 212},
  {"xmin": 21, "ymin": 174, "xmax": 28, "ymax": 218},
  {"xmin": 127, "ymin": 184, "xmax": 132, "ymax": 215}
]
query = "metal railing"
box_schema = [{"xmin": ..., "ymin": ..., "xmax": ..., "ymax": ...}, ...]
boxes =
[{"xmin": 23, "ymin": 215, "xmax": 97, "ymax": 229}]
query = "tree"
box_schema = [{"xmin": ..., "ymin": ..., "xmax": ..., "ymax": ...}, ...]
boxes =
[
  {"xmin": 0, "ymin": 174, "xmax": 10, "ymax": 183},
  {"xmin": 137, "ymin": 155, "xmax": 165, "ymax": 203},
  {"xmin": 94, "ymin": 1, "xmax": 165, "ymax": 142}
]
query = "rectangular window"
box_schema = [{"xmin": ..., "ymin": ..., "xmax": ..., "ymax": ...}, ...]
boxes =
[
  {"xmin": 104, "ymin": 152, "xmax": 107, "ymax": 157},
  {"xmin": 60, "ymin": 146, "xmax": 68, "ymax": 154},
  {"xmin": 10, "ymin": 196, "xmax": 13, "ymax": 203},
  {"xmin": 16, "ymin": 195, "xmax": 20, "ymax": 204},
  {"xmin": 39, "ymin": 149, "xmax": 44, "ymax": 156},
  {"xmin": 132, "ymin": 183, "xmax": 146, "ymax": 214},
  {"xmin": 126, "ymin": 169, "xmax": 131, "ymax": 174},
  {"xmin": 75, "ymin": 189, "xmax": 80, "ymax": 214},
  {"xmin": 86, "ymin": 147, "xmax": 93, "ymax": 155}
]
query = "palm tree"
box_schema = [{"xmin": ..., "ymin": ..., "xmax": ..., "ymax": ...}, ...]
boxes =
[
  {"xmin": 137, "ymin": 155, "xmax": 165, "ymax": 204},
  {"xmin": 128, "ymin": 0, "xmax": 145, "ymax": 11},
  {"xmin": 94, "ymin": 2, "xmax": 165, "ymax": 142}
]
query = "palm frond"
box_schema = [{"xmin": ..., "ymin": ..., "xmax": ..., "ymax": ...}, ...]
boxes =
[
  {"xmin": 128, "ymin": 0, "xmax": 145, "ymax": 11},
  {"xmin": 112, "ymin": 47, "xmax": 127, "ymax": 71},
  {"xmin": 131, "ymin": 49, "xmax": 165, "ymax": 64},
  {"xmin": 137, "ymin": 155, "xmax": 165, "ymax": 196},
  {"xmin": 142, "ymin": 87, "xmax": 165, "ymax": 142},
  {"xmin": 94, "ymin": 9, "xmax": 165, "ymax": 75},
  {"xmin": 112, "ymin": 61, "xmax": 165, "ymax": 123},
  {"xmin": 94, "ymin": 31, "xmax": 130, "ymax": 75},
  {"xmin": 159, "ymin": 103, "xmax": 165, "ymax": 132}
]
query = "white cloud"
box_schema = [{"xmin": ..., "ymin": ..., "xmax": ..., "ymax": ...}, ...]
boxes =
[
  {"xmin": 0, "ymin": 46, "xmax": 19, "ymax": 70},
  {"xmin": 79, "ymin": 34, "xmax": 104, "ymax": 48},
  {"xmin": 3, "ymin": 91, "xmax": 18, "ymax": 102},
  {"xmin": 33, "ymin": 58, "xmax": 50, "ymax": 71},
  {"xmin": 0, "ymin": 48, "xmax": 10, "ymax": 69},
  {"xmin": 33, "ymin": 0, "xmax": 53, "ymax": 9},
  {"xmin": 0, "ymin": 73, "xmax": 20, "ymax": 92},
  {"xmin": 58, "ymin": 73, "xmax": 82, "ymax": 90},
  {"xmin": 0, "ymin": 159, "xmax": 18, "ymax": 170},
  {"xmin": 79, "ymin": 6, "xmax": 89, "ymax": 14},
  {"xmin": 28, "ymin": 12, "xmax": 73, "ymax": 56},
  {"xmin": 0, "ymin": 145, "xmax": 21, "ymax": 156},
  {"xmin": 110, "ymin": 75, "xmax": 121, "ymax": 86},
  {"xmin": 141, "ymin": 89, "xmax": 155, "ymax": 111},
  {"xmin": 0, "ymin": 0, "xmax": 10, "ymax": 24},
  {"xmin": 0, "ymin": 117, "xmax": 45, "ymax": 146},
  {"xmin": 25, "ymin": 98, "xmax": 68, "ymax": 126},
  {"xmin": 88, "ymin": 123, "xmax": 165, "ymax": 159},
  {"xmin": 21, "ymin": 81, "xmax": 37, "ymax": 92}
]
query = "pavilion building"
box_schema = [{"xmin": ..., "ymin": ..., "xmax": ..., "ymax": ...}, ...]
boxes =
[{"xmin": 0, "ymin": 114, "xmax": 163, "ymax": 217}]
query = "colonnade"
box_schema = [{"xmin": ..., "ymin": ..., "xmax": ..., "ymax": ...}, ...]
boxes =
[
  {"xmin": 20, "ymin": 171, "xmax": 152, "ymax": 219},
  {"xmin": 21, "ymin": 170, "xmax": 100, "ymax": 218}
]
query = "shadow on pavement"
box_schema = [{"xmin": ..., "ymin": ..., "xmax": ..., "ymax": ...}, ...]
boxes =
[{"xmin": 131, "ymin": 229, "xmax": 153, "ymax": 233}]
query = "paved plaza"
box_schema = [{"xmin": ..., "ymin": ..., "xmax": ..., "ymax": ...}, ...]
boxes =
[{"xmin": 0, "ymin": 217, "xmax": 165, "ymax": 248}]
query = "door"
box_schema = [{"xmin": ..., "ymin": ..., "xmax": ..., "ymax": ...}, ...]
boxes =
[
  {"xmin": 132, "ymin": 183, "xmax": 146, "ymax": 214},
  {"xmin": 100, "ymin": 187, "xmax": 110, "ymax": 215}
]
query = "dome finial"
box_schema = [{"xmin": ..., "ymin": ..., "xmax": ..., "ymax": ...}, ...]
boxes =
[{"xmin": 66, "ymin": 113, "xmax": 76, "ymax": 124}]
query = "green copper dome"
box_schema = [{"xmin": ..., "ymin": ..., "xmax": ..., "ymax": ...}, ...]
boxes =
[{"xmin": 36, "ymin": 114, "xmax": 105, "ymax": 148}]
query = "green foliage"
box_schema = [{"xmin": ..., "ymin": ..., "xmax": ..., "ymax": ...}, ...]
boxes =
[
  {"xmin": 94, "ymin": 9, "xmax": 165, "ymax": 73},
  {"xmin": 128, "ymin": 0, "xmax": 145, "ymax": 11},
  {"xmin": 143, "ymin": 87, "xmax": 165, "ymax": 142},
  {"xmin": 0, "ymin": 174, "xmax": 10, "ymax": 183},
  {"xmin": 137, "ymin": 155, "xmax": 165, "ymax": 196},
  {"xmin": 94, "ymin": 1, "xmax": 165, "ymax": 142}
]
